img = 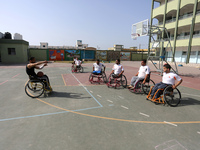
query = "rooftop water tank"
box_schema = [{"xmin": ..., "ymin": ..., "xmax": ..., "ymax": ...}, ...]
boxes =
[
  {"xmin": 0, "ymin": 32, "xmax": 4, "ymax": 39},
  {"xmin": 14, "ymin": 33, "xmax": 23, "ymax": 40},
  {"xmin": 4, "ymin": 32, "xmax": 12, "ymax": 39}
]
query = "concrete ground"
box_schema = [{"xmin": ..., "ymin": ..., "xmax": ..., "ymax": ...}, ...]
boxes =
[{"xmin": 0, "ymin": 61, "xmax": 199, "ymax": 150}]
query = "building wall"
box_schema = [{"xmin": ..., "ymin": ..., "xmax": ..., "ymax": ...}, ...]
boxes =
[
  {"xmin": 0, "ymin": 39, "xmax": 29, "ymax": 63},
  {"xmin": 152, "ymin": 0, "xmax": 200, "ymax": 63},
  {"xmin": 29, "ymin": 49, "xmax": 47, "ymax": 61}
]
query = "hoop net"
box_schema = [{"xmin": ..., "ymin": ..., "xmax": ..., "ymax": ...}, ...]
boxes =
[{"xmin": 131, "ymin": 33, "xmax": 140, "ymax": 40}]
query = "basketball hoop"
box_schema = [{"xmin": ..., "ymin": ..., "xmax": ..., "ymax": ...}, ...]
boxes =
[{"xmin": 131, "ymin": 33, "xmax": 140, "ymax": 40}]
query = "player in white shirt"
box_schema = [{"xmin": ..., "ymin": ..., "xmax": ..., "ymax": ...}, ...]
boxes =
[
  {"xmin": 128, "ymin": 59, "xmax": 150, "ymax": 89},
  {"xmin": 74, "ymin": 57, "xmax": 82, "ymax": 71},
  {"xmin": 93, "ymin": 59, "xmax": 106, "ymax": 74},
  {"xmin": 150, "ymin": 64, "xmax": 183, "ymax": 99},
  {"xmin": 110, "ymin": 59, "xmax": 124, "ymax": 78}
]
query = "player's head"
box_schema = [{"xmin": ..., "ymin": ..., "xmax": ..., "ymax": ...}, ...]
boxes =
[
  {"xmin": 163, "ymin": 64, "xmax": 171, "ymax": 73},
  {"xmin": 141, "ymin": 59, "xmax": 147, "ymax": 66},
  {"xmin": 96, "ymin": 59, "xmax": 100, "ymax": 64},
  {"xmin": 29, "ymin": 57, "xmax": 36, "ymax": 63},
  {"xmin": 116, "ymin": 59, "xmax": 120, "ymax": 64}
]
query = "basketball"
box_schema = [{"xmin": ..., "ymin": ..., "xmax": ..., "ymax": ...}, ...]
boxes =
[{"xmin": 37, "ymin": 71, "xmax": 44, "ymax": 77}]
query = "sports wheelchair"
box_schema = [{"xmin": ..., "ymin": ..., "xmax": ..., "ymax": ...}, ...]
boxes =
[
  {"xmin": 25, "ymin": 76, "xmax": 52, "ymax": 98},
  {"xmin": 146, "ymin": 85, "xmax": 181, "ymax": 107},
  {"xmin": 71, "ymin": 64, "xmax": 84, "ymax": 73},
  {"xmin": 89, "ymin": 71, "xmax": 108, "ymax": 84},
  {"xmin": 107, "ymin": 74, "xmax": 127, "ymax": 89},
  {"xmin": 129, "ymin": 73, "xmax": 155, "ymax": 95}
]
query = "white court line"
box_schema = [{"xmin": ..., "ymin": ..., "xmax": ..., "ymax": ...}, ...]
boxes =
[
  {"xmin": 139, "ymin": 112, "xmax": 150, "ymax": 117},
  {"xmin": 197, "ymin": 131, "xmax": 200, "ymax": 134},
  {"xmin": 90, "ymin": 91, "xmax": 93, "ymax": 93},
  {"xmin": 107, "ymin": 100, "xmax": 113, "ymax": 103},
  {"xmin": 118, "ymin": 96, "xmax": 124, "ymax": 99},
  {"xmin": 121, "ymin": 105, "xmax": 128, "ymax": 109},
  {"xmin": 164, "ymin": 121, "xmax": 177, "ymax": 127},
  {"xmin": 69, "ymin": 71, "xmax": 103, "ymax": 107},
  {"xmin": 182, "ymin": 93, "xmax": 200, "ymax": 98},
  {"xmin": 97, "ymin": 95, "xmax": 102, "ymax": 98}
]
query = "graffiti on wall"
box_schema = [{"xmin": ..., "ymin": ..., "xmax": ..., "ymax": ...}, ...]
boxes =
[
  {"xmin": 107, "ymin": 51, "xmax": 120, "ymax": 61},
  {"xmin": 96, "ymin": 51, "xmax": 107, "ymax": 61},
  {"xmin": 65, "ymin": 50, "xmax": 80, "ymax": 60},
  {"xmin": 49, "ymin": 50, "xmax": 64, "ymax": 61},
  {"xmin": 120, "ymin": 52, "xmax": 131, "ymax": 61}
]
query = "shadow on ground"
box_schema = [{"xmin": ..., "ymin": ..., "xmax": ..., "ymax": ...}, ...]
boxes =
[
  {"xmin": 45, "ymin": 91, "xmax": 91, "ymax": 99},
  {"xmin": 179, "ymin": 97, "xmax": 200, "ymax": 107}
]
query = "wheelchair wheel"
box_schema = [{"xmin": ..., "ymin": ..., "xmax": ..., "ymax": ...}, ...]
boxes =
[
  {"xmin": 71, "ymin": 66, "xmax": 74, "ymax": 73},
  {"xmin": 89, "ymin": 73, "xmax": 93, "ymax": 83},
  {"xmin": 142, "ymin": 79, "xmax": 155, "ymax": 95},
  {"xmin": 25, "ymin": 80, "xmax": 44, "ymax": 98},
  {"xmin": 102, "ymin": 72, "xmax": 108, "ymax": 83},
  {"xmin": 107, "ymin": 75, "xmax": 112, "ymax": 87},
  {"xmin": 121, "ymin": 75, "xmax": 127, "ymax": 88},
  {"xmin": 163, "ymin": 86, "xmax": 181, "ymax": 107},
  {"xmin": 79, "ymin": 66, "xmax": 84, "ymax": 73}
]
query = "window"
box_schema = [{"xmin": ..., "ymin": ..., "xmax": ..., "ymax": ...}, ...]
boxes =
[
  {"xmin": 190, "ymin": 51, "xmax": 196, "ymax": 55},
  {"xmin": 182, "ymin": 51, "xmax": 187, "ymax": 55},
  {"xmin": 8, "ymin": 48, "xmax": 16, "ymax": 55}
]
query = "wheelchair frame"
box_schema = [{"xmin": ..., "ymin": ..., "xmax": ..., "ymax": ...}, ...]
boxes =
[
  {"xmin": 89, "ymin": 72, "xmax": 107, "ymax": 84},
  {"xmin": 146, "ymin": 85, "xmax": 181, "ymax": 107},
  {"xmin": 71, "ymin": 64, "xmax": 83, "ymax": 73},
  {"xmin": 129, "ymin": 78, "xmax": 155, "ymax": 95},
  {"xmin": 25, "ymin": 77, "xmax": 52, "ymax": 98},
  {"xmin": 107, "ymin": 74, "xmax": 127, "ymax": 89}
]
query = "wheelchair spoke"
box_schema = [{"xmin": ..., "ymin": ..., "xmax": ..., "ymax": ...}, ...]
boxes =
[
  {"xmin": 25, "ymin": 81, "xmax": 44, "ymax": 98},
  {"xmin": 164, "ymin": 86, "xmax": 181, "ymax": 107}
]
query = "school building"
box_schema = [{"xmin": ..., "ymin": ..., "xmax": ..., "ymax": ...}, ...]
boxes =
[{"xmin": 151, "ymin": 0, "xmax": 200, "ymax": 64}]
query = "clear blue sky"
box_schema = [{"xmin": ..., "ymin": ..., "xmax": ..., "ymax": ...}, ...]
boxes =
[{"xmin": 1, "ymin": 0, "xmax": 152, "ymax": 49}]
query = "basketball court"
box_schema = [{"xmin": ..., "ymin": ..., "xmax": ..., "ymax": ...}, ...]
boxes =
[{"xmin": 0, "ymin": 62, "xmax": 199, "ymax": 150}]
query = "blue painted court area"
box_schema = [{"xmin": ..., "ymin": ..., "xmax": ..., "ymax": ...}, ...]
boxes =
[{"xmin": 0, "ymin": 63, "xmax": 200, "ymax": 150}]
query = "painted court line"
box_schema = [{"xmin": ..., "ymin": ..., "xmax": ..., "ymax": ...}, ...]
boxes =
[
  {"xmin": 12, "ymin": 73, "xmax": 20, "ymax": 78},
  {"xmin": 97, "ymin": 95, "xmax": 102, "ymax": 98},
  {"xmin": 61, "ymin": 74, "xmax": 67, "ymax": 86},
  {"xmin": 0, "ymin": 106, "xmax": 102, "ymax": 122},
  {"xmin": 121, "ymin": 105, "xmax": 128, "ymax": 109},
  {"xmin": 139, "ymin": 112, "xmax": 150, "ymax": 117},
  {"xmin": 107, "ymin": 100, "xmax": 113, "ymax": 103},
  {"xmin": 0, "ymin": 80, "xmax": 8, "ymax": 85},
  {"xmin": 197, "ymin": 131, "xmax": 200, "ymax": 134},
  {"xmin": 69, "ymin": 70, "xmax": 103, "ymax": 107},
  {"xmin": 118, "ymin": 96, "xmax": 124, "ymax": 99},
  {"xmin": 164, "ymin": 121, "xmax": 177, "ymax": 127}
]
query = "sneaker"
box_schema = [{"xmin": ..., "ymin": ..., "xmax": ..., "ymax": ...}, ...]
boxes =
[
  {"xmin": 130, "ymin": 86, "xmax": 135, "ymax": 90},
  {"xmin": 128, "ymin": 85, "xmax": 133, "ymax": 89},
  {"xmin": 46, "ymin": 87, "xmax": 51, "ymax": 91}
]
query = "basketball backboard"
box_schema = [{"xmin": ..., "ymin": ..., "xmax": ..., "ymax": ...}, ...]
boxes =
[{"xmin": 131, "ymin": 19, "xmax": 149, "ymax": 39}]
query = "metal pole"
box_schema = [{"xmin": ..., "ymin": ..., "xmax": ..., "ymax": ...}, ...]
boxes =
[{"xmin": 186, "ymin": 0, "xmax": 198, "ymax": 64}]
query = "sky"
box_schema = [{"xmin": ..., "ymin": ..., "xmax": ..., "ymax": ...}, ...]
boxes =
[{"xmin": 1, "ymin": 0, "xmax": 152, "ymax": 49}]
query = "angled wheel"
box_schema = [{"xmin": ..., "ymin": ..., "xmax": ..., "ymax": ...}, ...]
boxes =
[
  {"xmin": 89, "ymin": 73, "xmax": 93, "ymax": 83},
  {"xmin": 80, "ymin": 66, "xmax": 84, "ymax": 73},
  {"xmin": 71, "ymin": 66, "xmax": 74, "ymax": 73},
  {"xmin": 25, "ymin": 80, "xmax": 44, "ymax": 98},
  {"xmin": 142, "ymin": 79, "xmax": 155, "ymax": 95},
  {"xmin": 121, "ymin": 75, "xmax": 127, "ymax": 88},
  {"xmin": 102, "ymin": 72, "xmax": 108, "ymax": 83},
  {"xmin": 163, "ymin": 86, "xmax": 181, "ymax": 107},
  {"xmin": 107, "ymin": 74, "xmax": 112, "ymax": 88}
]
